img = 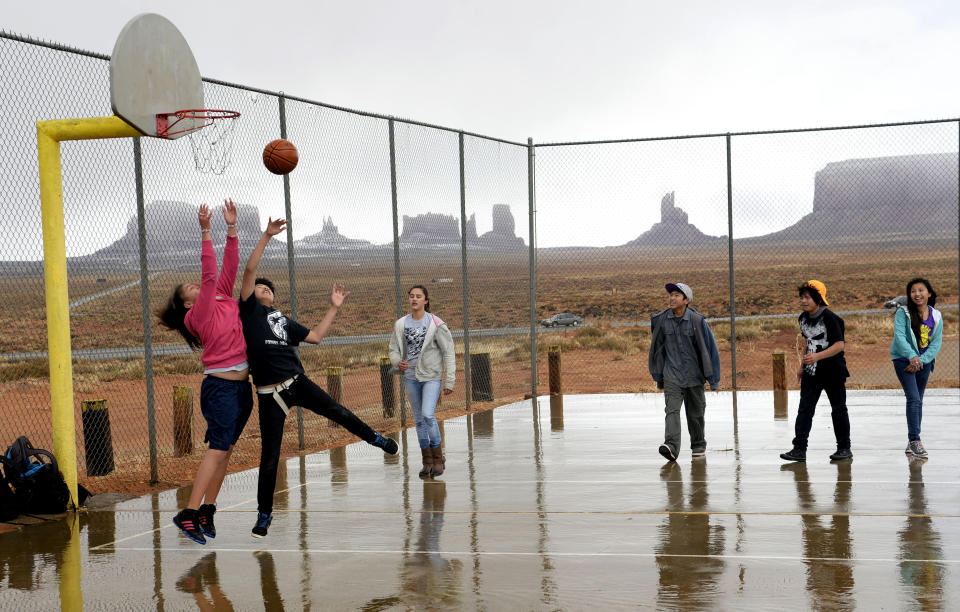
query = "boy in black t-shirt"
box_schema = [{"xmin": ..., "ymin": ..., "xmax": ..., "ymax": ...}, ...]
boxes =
[
  {"xmin": 239, "ymin": 218, "xmax": 398, "ymax": 538},
  {"xmin": 780, "ymin": 280, "xmax": 852, "ymax": 462}
]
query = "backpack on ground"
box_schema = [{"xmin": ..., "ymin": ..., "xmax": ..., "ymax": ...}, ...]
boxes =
[{"xmin": 2, "ymin": 436, "xmax": 70, "ymax": 515}]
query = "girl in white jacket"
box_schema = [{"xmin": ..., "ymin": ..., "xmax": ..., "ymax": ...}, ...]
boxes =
[{"xmin": 389, "ymin": 285, "xmax": 456, "ymax": 477}]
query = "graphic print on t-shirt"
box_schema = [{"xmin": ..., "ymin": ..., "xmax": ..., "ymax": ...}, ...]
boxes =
[
  {"xmin": 919, "ymin": 314, "xmax": 934, "ymax": 351},
  {"xmin": 267, "ymin": 310, "xmax": 289, "ymax": 344},
  {"xmin": 405, "ymin": 323, "xmax": 427, "ymax": 361},
  {"xmin": 800, "ymin": 316, "xmax": 828, "ymax": 376}
]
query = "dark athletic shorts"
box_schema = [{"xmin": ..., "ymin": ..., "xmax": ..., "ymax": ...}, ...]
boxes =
[{"xmin": 200, "ymin": 376, "xmax": 253, "ymax": 451}]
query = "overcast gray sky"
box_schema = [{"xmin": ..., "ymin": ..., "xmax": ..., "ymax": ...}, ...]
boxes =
[
  {"xmin": 6, "ymin": 0, "xmax": 960, "ymax": 143},
  {"xmin": 3, "ymin": 1, "xmax": 960, "ymax": 257}
]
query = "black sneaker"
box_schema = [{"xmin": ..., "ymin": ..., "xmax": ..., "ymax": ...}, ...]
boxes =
[
  {"xmin": 371, "ymin": 433, "xmax": 399, "ymax": 455},
  {"xmin": 780, "ymin": 448, "xmax": 806, "ymax": 462},
  {"xmin": 198, "ymin": 504, "xmax": 217, "ymax": 538},
  {"xmin": 829, "ymin": 448, "xmax": 853, "ymax": 461},
  {"xmin": 252, "ymin": 512, "xmax": 273, "ymax": 538},
  {"xmin": 658, "ymin": 443, "xmax": 677, "ymax": 462},
  {"xmin": 173, "ymin": 508, "xmax": 206, "ymax": 544}
]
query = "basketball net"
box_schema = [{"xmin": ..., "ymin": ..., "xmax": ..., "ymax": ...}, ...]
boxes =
[
  {"xmin": 187, "ymin": 115, "xmax": 238, "ymax": 175},
  {"xmin": 157, "ymin": 109, "xmax": 239, "ymax": 175}
]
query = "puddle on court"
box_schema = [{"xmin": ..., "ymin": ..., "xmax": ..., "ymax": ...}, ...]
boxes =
[{"xmin": 0, "ymin": 392, "xmax": 957, "ymax": 610}]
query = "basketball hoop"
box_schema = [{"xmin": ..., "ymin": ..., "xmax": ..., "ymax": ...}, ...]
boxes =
[{"xmin": 157, "ymin": 109, "xmax": 240, "ymax": 175}]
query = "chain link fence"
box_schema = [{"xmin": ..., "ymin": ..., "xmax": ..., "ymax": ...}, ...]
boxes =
[{"xmin": 0, "ymin": 33, "xmax": 956, "ymax": 494}]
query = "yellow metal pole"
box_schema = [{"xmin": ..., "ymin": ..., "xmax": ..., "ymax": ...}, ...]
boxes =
[{"xmin": 36, "ymin": 116, "xmax": 142, "ymax": 509}]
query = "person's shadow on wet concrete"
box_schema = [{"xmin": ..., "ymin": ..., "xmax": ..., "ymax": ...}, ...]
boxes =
[
  {"xmin": 655, "ymin": 460, "xmax": 726, "ymax": 611},
  {"xmin": 898, "ymin": 457, "xmax": 945, "ymax": 609}
]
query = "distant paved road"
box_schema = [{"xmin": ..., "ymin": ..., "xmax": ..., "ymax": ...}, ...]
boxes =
[{"xmin": 3, "ymin": 306, "xmax": 954, "ymax": 361}]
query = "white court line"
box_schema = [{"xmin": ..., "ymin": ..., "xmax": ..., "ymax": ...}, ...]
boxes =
[
  {"xmin": 87, "ymin": 496, "xmax": 269, "ymax": 551},
  {"xmin": 100, "ymin": 547, "xmax": 960, "ymax": 564},
  {"xmin": 89, "ymin": 507, "xmax": 960, "ymax": 551}
]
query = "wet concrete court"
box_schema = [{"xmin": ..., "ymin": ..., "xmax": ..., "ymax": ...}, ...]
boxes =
[{"xmin": 1, "ymin": 389, "xmax": 958, "ymax": 610}]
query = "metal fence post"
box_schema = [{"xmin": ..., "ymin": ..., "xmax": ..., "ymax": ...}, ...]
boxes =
[
  {"xmin": 528, "ymin": 137, "xmax": 538, "ymax": 398},
  {"xmin": 389, "ymin": 119, "xmax": 406, "ymax": 426},
  {"xmin": 458, "ymin": 132, "xmax": 472, "ymax": 412},
  {"xmin": 133, "ymin": 137, "xmax": 158, "ymax": 483},
  {"xmin": 278, "ymin": 94, "xmax": 304, "ymax": 450},
  {"xmin": 726, "ymin": 133, "xmax": 737, "ymax": 391}
]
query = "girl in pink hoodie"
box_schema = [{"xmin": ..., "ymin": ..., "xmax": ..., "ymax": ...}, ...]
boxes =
[{"xmin": 158, "ymin": 199, "xmax": 252, "ymax": 544}]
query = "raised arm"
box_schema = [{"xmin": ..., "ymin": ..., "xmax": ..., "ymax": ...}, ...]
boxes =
[
  {"xmin": 241, "ymin": 217, "xmax": 287, "ymax": 300},
  {"xmin": 216, "ymin": 198, "xmax": 241, "ymax": 297},
  {"xmin": 188, "ymin": 204, "xmax": 218, "ymax": 325},
  {"xmin": 303, "ymin": 284, "xmax": 352, "ymax": 344}
]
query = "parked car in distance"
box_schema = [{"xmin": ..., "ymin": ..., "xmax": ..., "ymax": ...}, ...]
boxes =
[{"xmin": 540, "ymin": 313, "xmax": 583, "ymax": 328}]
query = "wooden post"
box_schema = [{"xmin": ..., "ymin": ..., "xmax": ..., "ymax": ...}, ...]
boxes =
[
  {"xmin": 772, "ymin": 351, "xmax": 788, "ymax": 419},
  {"xmin": 81, "ymin": 399, "xmax": 114, "ymax": 476},
  {"xmin": 326, "ymin": 366, "xmax": 344, "ymax": 404},
  {"xmin": 470, "ymin": 353, "xmax": 493, "ymax": 402},
  {"xmin": 380, "ymin": 357, "xmax": 396, "ymax": 418},
  {"xmin": 173, "ymin": 385, "xmax": 193, "ymax": 457},
  {"xmin": 327, "ymin": 366, "xmax": 344, "ymax": 428},
  {"xmin": 548, "ymin": 345, "xmax": 562, "ymax": 395}
]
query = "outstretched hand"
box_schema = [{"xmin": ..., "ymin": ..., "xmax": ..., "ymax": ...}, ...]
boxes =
[
  {"xmin": 265, "ymin": 217, "xmax": 287, "ymax": 237},
  {"xmin": 330, "ymin": 284, "xmax": 351, "ymax": 308},
  {"xmin": 222, "ymin": 198, "xmax": 237, "ymax": 226},
  {"xmin": 198, "ymin": 204, "xmax": 212, "ymax": 230}
]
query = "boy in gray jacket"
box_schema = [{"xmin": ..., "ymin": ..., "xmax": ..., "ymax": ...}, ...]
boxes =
[{"xmin": 648, "ymin": 282, "xmax": 722, "ymax": 461}]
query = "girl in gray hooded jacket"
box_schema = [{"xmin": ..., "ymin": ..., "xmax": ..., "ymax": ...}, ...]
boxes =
[{"xmin": 389, "ymin": 285, "xmax": 456, "ymax": 477}]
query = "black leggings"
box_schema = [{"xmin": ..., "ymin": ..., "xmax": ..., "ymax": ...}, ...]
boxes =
[{"xmin": 257, "ymin": 375, "xmax": 377, "ymax": 514}]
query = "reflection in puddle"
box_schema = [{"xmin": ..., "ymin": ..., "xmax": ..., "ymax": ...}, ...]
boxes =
[
  {"xmin": 783, "ymin": 461, "xmax": 854, "ymax": 610},
  {"xmin": 656, "ymin": 460, "xmax": 725, "ymax": 610},
  {"xmin": 362, "ymin": 480, "xmax": 462, "ymax": 610},
  {"xmin": 898, "ymin": 458, "xmax": 944, "ymax": 609}
]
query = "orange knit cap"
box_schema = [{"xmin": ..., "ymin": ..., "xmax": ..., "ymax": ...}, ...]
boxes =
[{"xmin": 804, "ymin": 280, "xmax": 830, "ymax": 306}]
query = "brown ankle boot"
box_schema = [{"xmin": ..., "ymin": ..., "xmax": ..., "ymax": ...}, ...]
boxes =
[
  {"xmin": 430, "ymin": 446, "xmax": 445, "ymax": 477},
  {"xmin": 419, "ymin": 449, "xmax": 433, "ymax": 478}
]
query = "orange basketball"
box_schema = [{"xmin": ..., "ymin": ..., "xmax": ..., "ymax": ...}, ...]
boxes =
[{"xmin": 263, "ymin": 139, "xmax": 299, "ymax": 175}]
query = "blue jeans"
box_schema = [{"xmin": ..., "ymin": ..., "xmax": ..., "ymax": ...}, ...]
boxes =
[
  {"xmin": 405, "ymin": 378, "xmax": 443, "ymax": 450},
  {"xmin": 893, "ymin": 359, "xmax": 934, "ymax": 441}
]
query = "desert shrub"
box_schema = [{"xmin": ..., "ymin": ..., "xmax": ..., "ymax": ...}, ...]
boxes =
[
  {"xmin": 622, "ymin": 326, "xmax": 649, "ymax": 339},
  {"xmin": 0, "ymin": 359, "xmax": 48, "ymax": 382},
  {"xmin": 592, "ymin": 335, "xmax": 633, "ymax": 353},
  {"xmin": 735, "ymin": 326, "xmax": 762, "ymax": 341},
  {"xmin": 152, "ymin": 356, "xmax": 204, "ymax": 376},
  {"xmin": 575, "ymin": 326, "xmax": 604, "ymax": 339}
]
